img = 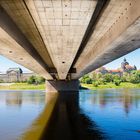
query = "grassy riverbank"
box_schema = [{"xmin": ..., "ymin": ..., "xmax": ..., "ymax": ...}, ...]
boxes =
[
  {"xmin": 0, "ymin": 82, "xmax": 140, "ymax": 90},
  {"xmin": 0, "ymin": 83, "xmax": 45, "ymax": 90},
  {"xmin": 81, "ymin": 82, "xmax": 140, "ymax": 90}
]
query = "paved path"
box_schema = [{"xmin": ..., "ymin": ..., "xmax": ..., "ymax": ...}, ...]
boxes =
[{"xmin": 0, "ymin": 83, "xmax": 15, "ymax": 86}]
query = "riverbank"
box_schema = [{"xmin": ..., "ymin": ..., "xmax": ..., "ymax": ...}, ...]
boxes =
[
  {"xmin": 0, "ymin": 82, "xmax": 140, "ymax": 90},
  {"xmin": 81, "ymin": 82, "xmax": 140, "ymax": 90},
  {"xmin": 0, "ymin": 83, "xmax": 45, "ymax": 90}
]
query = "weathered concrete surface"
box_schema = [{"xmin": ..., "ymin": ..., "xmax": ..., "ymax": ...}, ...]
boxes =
[
  {"xmin": 73, "ymin": 0, "xmax": 140, "ymax": 79},
  {"xmin": 0, "ymin": 1, "xmax": 54, "ymax": 68},
  {"xmin": 0, "ymin": 26, "xmax": 53, "ymax": 79},
  {"xmin": 46, "ymin": 80, "xmax": 79, "ymax": 92},
  {"xmin": 72, "ymin": 17, "xmax": 140, "ymax": 79},
  {"xmin": 0, "ymin": 0, "xmax": 140, "ymax": 80}
]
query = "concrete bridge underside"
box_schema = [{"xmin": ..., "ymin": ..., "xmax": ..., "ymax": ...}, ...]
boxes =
[{"xmin": 0, "ymin": 0, "xmax": 140, "ymax": 91}]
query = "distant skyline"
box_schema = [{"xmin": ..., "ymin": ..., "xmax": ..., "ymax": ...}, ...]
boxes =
[{"xmin": 0, "ymin": 48, "xmax": 140, "ymax": 73}]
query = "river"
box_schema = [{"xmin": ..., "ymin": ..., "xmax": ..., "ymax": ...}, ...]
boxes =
[
  {"xmin": 0, "ymin": 89, "xmax": 140, "ymax": 140},
  {"xmin": 79, "ymin": 88, "xmax": 140, "ymax": 140}
]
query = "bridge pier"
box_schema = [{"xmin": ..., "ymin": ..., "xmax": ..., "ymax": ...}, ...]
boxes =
[{"xmin": 46, "ymin": 80, "xmax": 79, "ymax": 92}]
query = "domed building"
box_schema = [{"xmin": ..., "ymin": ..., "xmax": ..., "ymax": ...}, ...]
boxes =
[
  {"xmin": 94, "ymin": 58, "xmax": 137, "ymax": 76},
  {"xmin": 121, "ymin": 58, "xmax": 137, "ymax": 73}
]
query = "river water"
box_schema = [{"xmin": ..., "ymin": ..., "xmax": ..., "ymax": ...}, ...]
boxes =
[
  {"xmin": 79, "ymin": 88, "xmax": 140, "ymax": 140},
  {"xmin": 0, "ymin": 89, "xmax": 140, "ymax": 140},
  {"xmin": 0, "ymin": 90, "xmax": 46, "ymax": 140}
]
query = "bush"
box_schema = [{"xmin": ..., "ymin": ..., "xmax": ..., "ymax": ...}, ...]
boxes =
[
  {"xmin": 80, "ymin": 74, "xmax": 92, "ymax": 84},
  {"xmin": 129, "ymin": 71, "xmax": 140, "ymax": 84},
  {"xmin": 97, "ymin": 78, "xmax": 107, "ymax": 85},
  {"xmin": 27, "ymin": 75, "xmax": 45, "ymax": 84},
  {"xmin": 103, "ymin": 74, "xmax": 113, "ymax": 83},
  {"xmin": 114, "ymin": 79, "xmax": 121, "ymax": 86},
  {"xmin": 92, "ymin": 81, "xmax": 99, "ymax": 87},
  {"xmin": 35, "ymin": 76, "xmax": 45, "ymax": 84},
  {"xmin": 85, "ymin": 77, "xmax": 92, "ymax": 84},
  {"xmin": 27, "ymin": 75, "xmax": 36, "ymax": 84},
  {"xmin": 113, "ymin": 75, "xmax": 121, "ymax": 81}
]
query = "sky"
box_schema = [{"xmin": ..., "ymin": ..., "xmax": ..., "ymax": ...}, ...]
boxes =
[{"xmin": 0, "ymin": 48, "xmax": 140, "ymax": 73}]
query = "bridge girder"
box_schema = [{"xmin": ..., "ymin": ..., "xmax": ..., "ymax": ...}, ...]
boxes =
[{"xmin": 0, "ymin": 0, "xmax": 140, "ymax": 80}]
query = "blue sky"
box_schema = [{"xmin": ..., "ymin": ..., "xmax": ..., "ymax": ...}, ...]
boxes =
[{"xmin": 0, "ymin": 48, "xmax": 140, "ymax": 73}]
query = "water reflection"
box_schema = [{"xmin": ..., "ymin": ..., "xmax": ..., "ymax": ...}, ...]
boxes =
[
  {"xmin": 1, "ymin": 89, "xmax": 140, "ymax": 140},
  {"xmin": 80, "ymin": 88, "xmax": 140, "ymax": 140},
  {"xmin": 6, "ymin": 92, "xmax": 22, "ymax": 107},
  {"xmin": 44, "ymin": 91, "xmax": 106, "ymax": 140},
  {"xmin": 82, "ymin": 89, "xmax": 140, "ymax": 115},
  {"xmin": 0, "ymin": 90, "xmax": 46, "ymax": 140},
  {"xmin": 20, "ymin": 92, "xmax": 58, "ymax": 140}
]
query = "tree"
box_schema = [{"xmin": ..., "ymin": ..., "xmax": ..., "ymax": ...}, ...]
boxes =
[
  {"xmin": 129, "ymin": 71, "xmax": 140, "ymax": 84},
  {"xmin": 35, "ymin": 76, "xmax": 45, "ymax": 84},
  {"xmin": 114, "ymin": 79, "xmax": 121, "ymax": 86},
  {"xmin": 84, "ymin": 77, "xmax": 92, "ymax": 84},
  {"xmin": 103, "ymin": 74, "xmax": 113, "ymax": 82},
  {"xmin": 27, "ymin": 75, "xmax": 45, "ymax": 84},
  {"xmin": 92, "ymin": 81, "xmax": 99, "ymax": 87},
  {"xmin": 113, "ymin": 75, "xmax": 121, "ymax": 81},
  {"xmin": 80, "ymin": 74, "xmax": 92, "ymax": 84},
  {"xmin": 27, "ymin": 75, "xmax": 36, "ymax": 84}
]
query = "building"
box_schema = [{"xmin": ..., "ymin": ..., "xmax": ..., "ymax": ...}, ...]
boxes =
[
  {"xmin": 94, "ymin": 58, "xmax": 137, "ymax": 76},
  {"xmin": 121, "ymin": 58, "xmax": 137, "ymax": 72},
  {"xmin": 0, "ymin": 67, "xmax": 35, "ymax": 82}
]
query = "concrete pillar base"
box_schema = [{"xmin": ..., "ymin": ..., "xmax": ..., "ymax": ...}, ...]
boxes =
[{"xmin": 46, "ymin": 80, "xmax": 79, "ymax": 92}]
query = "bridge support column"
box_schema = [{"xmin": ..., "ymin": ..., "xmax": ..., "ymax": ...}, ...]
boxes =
[{"xmin": 46, "ymin": 80, "xmax": 79, "ymax": 92}]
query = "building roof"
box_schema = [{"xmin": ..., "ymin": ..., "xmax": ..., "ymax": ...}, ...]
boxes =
[
  {"xmin": 125, "ymin": 65, "xmax": 134, "ymax": 69},
  {"xmin": 109, "ymin": 69, "xmax": 121, "ymax": 73},
  {"xmin": 7, "ymin": 67, "xmax": 23, "ymax": 74}
]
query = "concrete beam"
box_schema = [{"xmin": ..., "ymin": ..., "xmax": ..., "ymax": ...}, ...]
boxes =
[
  {"xmin": 0, "ymin": 1, "xmax": 55, "ymax": 68},
  {"xmin": 73, "ymin": 0, "xmax": 140, "ymax": 79},
  {"xmin": 24, "ymin": 0, "xmax": 97, "ymax": 80},
  {"xmin": 70, "ymin": 0, "xmax": 109, "ymax": 68},
  {"xmin": 0, "ymin": 26, "xmax": 53, "ymax": 79},
  {"xmin": 0, "ymin": 6, "xmax": 54, "ymax": 78}
]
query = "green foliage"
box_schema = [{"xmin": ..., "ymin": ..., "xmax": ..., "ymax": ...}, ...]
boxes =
[
  {"xmin": 35, "ymin": 76, "xmax": 45, "ymax": 84},
  {"xmin": 113, "ymin": 75, "xmax": 121, "ymax": 81},
  {"xmin": 91, "ymin": 72, "xmax": 97, "ymax": 81},
  {"xmin": 27, "ymin": 75, "xmax": 36, "ymax": 84},
  {"xmin": 80, "ymin": 74, "xmax": 92, "ymax": 84},
  {"xmin": 98, "ymin": 78, "xmax": 107, "ymax": 85},
  {"xmin": 114, "ymin": 79, "xmax": 121, "ymax": 86},
  {"xmin": 129, "ymin": 71, "xmax": 140, "ymax": 84},
  {"xmin": 92, "ymin": 81, "xmax": 99, "ymax": 87},
  {"xmin": 0, "ymin": 83, "xmax": 45, "ymax": 90},
  {"xmin": 80, "ymin": 70, "xmax": 140, "ymax": 86},
  {"xmin": 27, "ymin": 75, "xmax": 45, "ymax": 84},
  {"xmin": 0, "ymin": 79, "xmax": 4, "ymax": 83},
  {"xmin": 103, "ymin": 74, "xmax": 113, "ymax": 83},
  {"xmin": 84, "ymin": 77, "xmax": 92, "ymax": 84},
  {"xmin": 121, "ymin": 73, "xmax": 130, "ymax": 82}
]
